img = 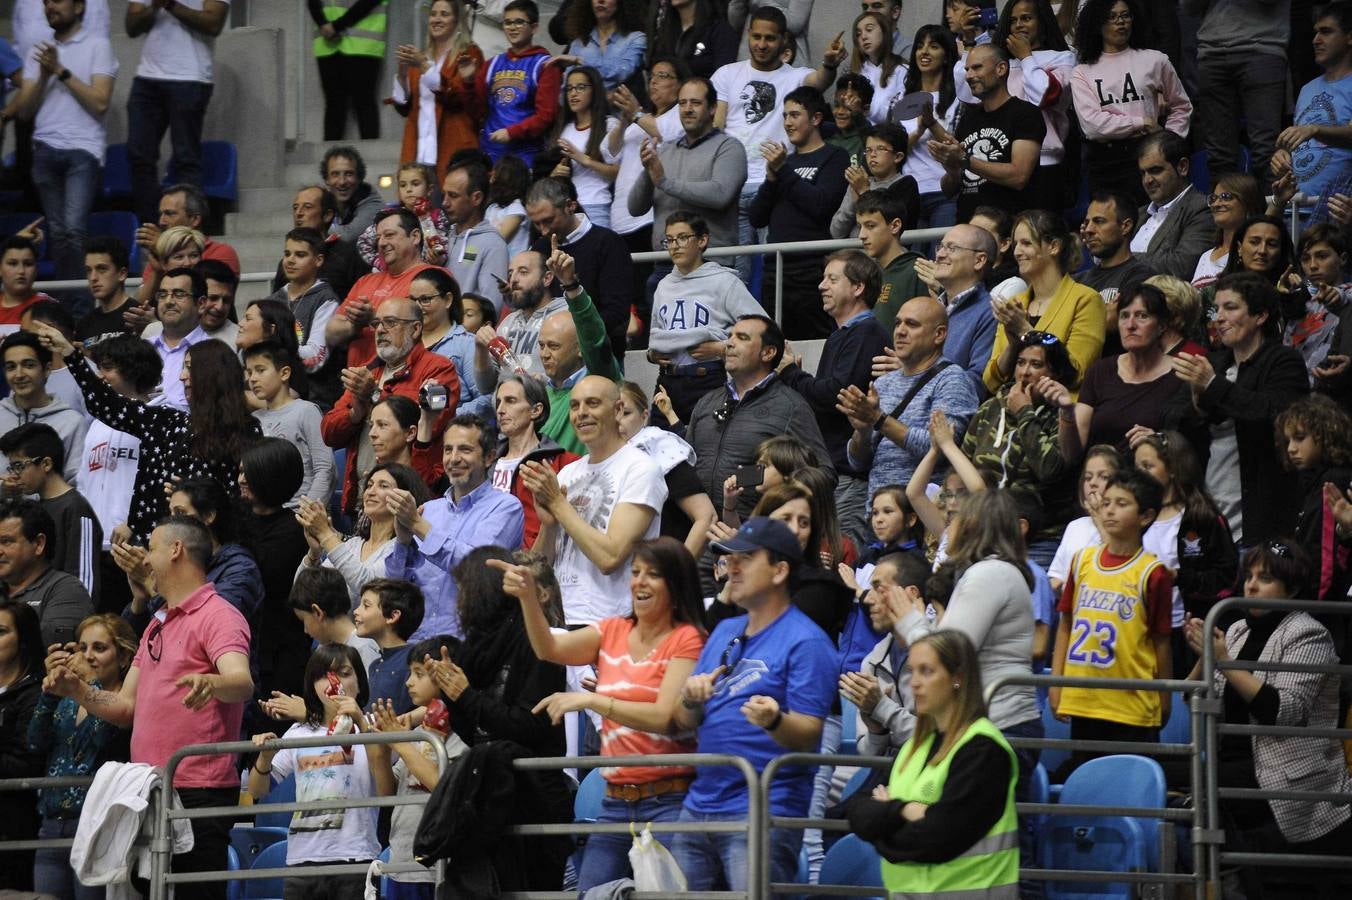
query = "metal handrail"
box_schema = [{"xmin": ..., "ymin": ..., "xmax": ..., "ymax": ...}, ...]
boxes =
[
  {"xmin": 1199, "ymin": 596, "xmax": 1352, "ymax": 887},
  {"xmin": 503, "ymin": 753, "xmax": 762, "ymax": 900},
  {"xmin": 146, "ymin": 729, "xmax": 448, "ymax": 900}
]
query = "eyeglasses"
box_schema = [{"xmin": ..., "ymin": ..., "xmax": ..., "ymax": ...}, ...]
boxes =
[
  {"xmin": 1266, "ymin": 541, "xmax": 1294, "ymax": 559},
  {"xmin": 409, "ymin": 293, "xmax": 444, "ymax": 305},
  {"xmin": 6, "ymin": 457, "xmax": 41, "ymax": 473},
  {"xmin": 1106, "ymin": 11, "xmax": 1133, "ymax": 21},
  {"xmin": 937, "ymin": 489, "xmax": 969, "ymax": 504},
  {"xmin": 719, "ymin": 632, "xmax": 748, "ymax": 674},
  {"xmin": 146, "ymin": 620, "xmax": 164, "ymax": 663},
  {"xmin": 662, "ymin": 233, "xmax": 699, "ymax": 249},
  {"xmin": 501, "ymin": 17, "xmax": 532, "ymax": 27},
  {"xmin": 1207, "ymin": 191, "xmax": 1237, "ymax": 205},
  {"xmin": 203, "ymin": 292, "xmax": 230, "ymax": 305},
  {"xmin": 1022, "ymin": 330, "xmax": 1062, "ymax": 347},
  {"xmin": 937, "ymin": 241, "xmax": 981, "ymax": 255},
  {"xmin": 373, "ymin": 317, "xmax": 418, "ymax": 330},
  {"xmin": 565, "ymin": 84, "xmax": 592, "ymax": 94},
  {"xmin": 155, "ymin": 288, "xmax": 193, "ymax": 302},
  {"xmin": 650, "ymin": 71, "xmax": 679, "ymax": 81}
]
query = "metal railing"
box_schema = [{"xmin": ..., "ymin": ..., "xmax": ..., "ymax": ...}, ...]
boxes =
[
  {"xmin": 1199, "ymin": 596, "xmax": 1352, "ymax": 886},
  {"xmin": 144, "ymin": 729, "xmax": 449, "ymax": 899}
]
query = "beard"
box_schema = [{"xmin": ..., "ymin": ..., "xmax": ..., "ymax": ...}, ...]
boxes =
[
  {"xmin": 376, "ymin": 336, "xmax": 415, "ymax": 365},
  {"xmin": 508, "ymin": 282, "xmax": 547, "ymax": 311}
]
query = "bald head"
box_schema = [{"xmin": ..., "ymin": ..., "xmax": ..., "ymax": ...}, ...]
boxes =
[
  {"xmin": 893, "ymin": 296, "xmax": 948, "ymax": 371},
  {"xmin": 963, "ymin": 43, "xmax": 1010, "ymax": 100},
  {"xmin": 538, "ymin": 310, "xmax": 580, "ymax": 382},
  {"xmin": 570, "ymin": 375, "xmax": 623, "ymax": 451}
]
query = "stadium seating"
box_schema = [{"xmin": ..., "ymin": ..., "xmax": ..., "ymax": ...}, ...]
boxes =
[
  {"xmin": 244, "ymin": 839, "xmax": 288, "ymax": 900},
  {"xmin": 810, "ymin": 834, "xmax": 885, "ymax": 900}
]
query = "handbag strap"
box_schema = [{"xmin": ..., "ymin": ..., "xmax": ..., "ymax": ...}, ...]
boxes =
[{"xmin": 887, "ymin": 359, "xmax": 953, "ymax": 421}]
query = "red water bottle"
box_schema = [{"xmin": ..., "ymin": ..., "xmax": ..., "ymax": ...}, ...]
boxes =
[{"xmin": 487, "ymin": 336, "xmax": 529, "ymax": 376}]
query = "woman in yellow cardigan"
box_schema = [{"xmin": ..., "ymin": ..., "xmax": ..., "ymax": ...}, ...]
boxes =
[{"xmin": 982, "ymin": 210, "xmax": 1106, "ymax": 397}]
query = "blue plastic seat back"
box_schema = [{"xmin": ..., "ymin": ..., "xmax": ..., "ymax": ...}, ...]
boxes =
[
  {"xmin": 230, "ymin": 825, "xmax": 288, "ymax": 870},
  {"xmin": 1041, "ymin": 755, "xmax": 1167, "ymax": 900},
  {"xmin": 102, "ymin": 143, "xmax": 132, "ymax": 200},
  {"xmin": 810, "ymin": 834, "xmax": 885, "ymax": 900},
  {"xmin": 226, "ymin": 844, "xmax": 243, "ymax": 900},
  {"xmin": 243, "ymin": 839, "xmax": 288, "ymax": 899},
  {"xmin": 1160, "ymin": 693, "xmax": 1191, "ymax": 746},
  {"xmin": 378, "ymin": 844, "xmax": 393, "ymax": 895},
  {"xmin": 1040, "ymin": 699, "xmax": 1073, "ymax": 778},
  {"xmin": 166, "ymin": 140, "xmax": 238, "ymax": 201},
  {"xmin": 254, "ymin": 773, "xmax": 296, "ymax": 829},
  {"xmin": 574, "ymin": 768, "xmax": 606, "ymax": 823},
  {"xmin": 838, "ymin": 766, "xmax": 876, "ymax": 804},
  {"xmin": 839, "ymin": 696, "xmax": 859, "ymax": 756}
]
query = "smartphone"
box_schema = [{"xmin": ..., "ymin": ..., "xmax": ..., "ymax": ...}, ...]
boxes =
[
  {"xmin": 977, "ymin": 0, "xmax": 999, "ymax": 29},
  {"xmin": 735, "ymin": 464, "xmax": 765, "ymax": 489},
  {"xmin": 492, "ymin": 272, "xmax": 509, "ymax": 289}
]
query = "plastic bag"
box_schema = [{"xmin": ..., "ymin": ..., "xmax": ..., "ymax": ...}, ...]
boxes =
[{"xmin": 628, "ymin": 824, "xmax": 687, "ymax": 893}]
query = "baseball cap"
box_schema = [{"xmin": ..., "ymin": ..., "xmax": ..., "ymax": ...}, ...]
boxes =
[{"xmin": 710, "ymin": 516, "xmax": 803, "ymax": 562}]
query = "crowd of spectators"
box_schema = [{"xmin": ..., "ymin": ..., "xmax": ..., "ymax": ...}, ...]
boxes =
[{"xmin": 2, "ymin": 0, "xmax": 1352, "ymax": 897}]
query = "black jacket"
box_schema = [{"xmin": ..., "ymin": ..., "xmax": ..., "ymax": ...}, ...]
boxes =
[
  {"xmin": 1161, "ymin": 339, "xmax": 1309, "ymax": 544},
  {"xmin": 0, "ymin": 673, "xmax": 43, "ymax": 846},
  {"xmin": 414, "ymin": 740, "xmax": 574, "ymax": 898}
]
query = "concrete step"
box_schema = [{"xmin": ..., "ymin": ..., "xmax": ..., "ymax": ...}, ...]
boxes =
[
  {"xmin": 285, "ymin": 138, "xmax": 406, "ymax": 167},
  {"xmin": 224, "ymin": 210, "xmax": 296, "ymax": 239}
]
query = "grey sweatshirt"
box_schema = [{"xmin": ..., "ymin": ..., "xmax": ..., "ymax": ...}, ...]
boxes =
[
  {"xmin": 648, "ymin": 262, "xmax": 765, "ymax": 362},
  {"xmin": 1189, "ymin": 0, "xmax": 1290, "ymax": 58},
  {"xmin": 448, "ymin": 220, "xmax": 510, "ymax": 302},
  {"xmin": 253, "ymin": 399, "xmax": 336, "ymax": 506},
  {"xmin": 899, "ymin": 558, "xmax": 1041, "ymax": 732},
  {"xmin": 0, "ymin": 396, "xmax": 88, "ymax": 486},
  {"xmin": 629, "ymin": 128, "xmax": 748, "ymax": 251},
  {"xmin": 831, "ymin": 171, "xmax": 906, "ymax": 239}
]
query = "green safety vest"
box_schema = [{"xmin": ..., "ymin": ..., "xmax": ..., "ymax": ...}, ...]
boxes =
[
  {"xmin": 314, "ymin": 0, "xmax": 388, "ymax": 59},
  {"xmin": 883, "ymin": 717, "xmax": 1020, "ymax": 900}
]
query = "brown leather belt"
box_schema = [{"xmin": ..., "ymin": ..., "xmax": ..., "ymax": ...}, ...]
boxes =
[{"xmin": 604, "ymin": 776, "xmax": 694, "ymax": 801}]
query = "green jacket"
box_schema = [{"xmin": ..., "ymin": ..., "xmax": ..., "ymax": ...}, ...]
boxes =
[
  {"xmin": 541, "ymin": 286, "xmax": 623, "ymax": 455},
  {"xmin": 875, "ymin": 251, "xmax": 924, "ymax": 336}
]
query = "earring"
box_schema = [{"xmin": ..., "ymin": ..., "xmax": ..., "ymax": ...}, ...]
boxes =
[{"xmin": 953, "ymin": 683, "xmax": 960, "ymax": 690}]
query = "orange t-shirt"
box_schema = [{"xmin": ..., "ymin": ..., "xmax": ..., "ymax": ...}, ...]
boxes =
[
  {"xmin": 592, "ymin": 617, "xmax": 705, "ymax": 784},
  {"xmin": 339, "ymin": 263, "xmax": 438, "ymax": 367}
]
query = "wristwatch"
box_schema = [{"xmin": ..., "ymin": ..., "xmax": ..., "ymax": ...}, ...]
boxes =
[
  {"xmin": 559, "ymin": 280, "xmax": 581, "ymax": 293},
  {"xmin": 57, "ymin": 69, "xmax": 72, "ymax": 82}
]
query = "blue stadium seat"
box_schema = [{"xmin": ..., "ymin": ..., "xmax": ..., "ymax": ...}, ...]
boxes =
[
  {"xmin": 167, "ymin": 140, "xmax": 238, "ymax": 202},
  {"xmin": 244, "ymin": 839, "xmax": 287, "ymax": 900},
  {"xmin": 254, "ymin": 773, "xmax": 295, "ymax": 829},
  {"xmin": 574, "ymin": 768, "xmax": 606, "ymax": 823},
  {"xmin": 810, "ymin": 834, "xmax": 885, "ymax": 900},
  {"xmin": 838, "ymin": 766, "xmax": 875, "ymax": 804},
  {"xmin": 839, "ymin": 697, "xmax": 858, "ymax": 756},
  {"xmin": 1040, "ymin": 754, "xmax": 1167, "ymax": 900},
  {"xmin": 87, "ymin": 210, "xmax": 142, "ymax": 273},
  {"xmin": 226, "ymin": 844, "xmax": 242, "ymax": 900},
  {"xmin": 378, "ymin": 844, "xmax": 393, "ymax": 896},
  {"xmin": 102, "ymin": 143, "xmax": 132, "ymax": 201},
  {"xmin": 1040, "ymin": 698, "xmax": 1073, "ymax": 779},
  {"xmin": 230, "ymin": 825, "xmax": 288, "ymax": 870},
  {"xmin": 1161, "ymin": 693, "xmax": 1191, "ymax": 746}
]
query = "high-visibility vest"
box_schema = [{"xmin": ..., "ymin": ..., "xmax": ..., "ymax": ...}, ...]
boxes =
[
  {"xmin": 882, "ymin": 717, "xmax": 1020, "ymax": 899},
  {"xmin": 314, "ymin": 0, "xmax": 388, "ymax": 59}
]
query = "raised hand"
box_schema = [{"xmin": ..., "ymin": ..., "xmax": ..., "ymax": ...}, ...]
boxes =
[
  {"xmin": 486, "ymin": 557, "xmax": 540, "ymax": 605},
  {"xmin": 545, "ymin": 234, "xmax": 577, "ymax": 286},
  {"xmin": 531, "ymin": 691, "xmax": 593, "ymax": 724}
]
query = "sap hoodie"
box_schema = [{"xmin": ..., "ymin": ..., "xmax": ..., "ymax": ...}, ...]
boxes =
[
  {"xmin": 648, "ymin": 262, "xmax": 765, "ymax": 365},
  {"xmin": 0, "ymin": 395, "xmax": 89, "ymax": 485}
]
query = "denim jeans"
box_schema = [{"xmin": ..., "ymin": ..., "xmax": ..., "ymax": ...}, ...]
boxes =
[
  {"xmin": 31, "ymin": 142, "xmax": 100, "ymax": 282},
  {"xmin": 576, "ymin": 791, "xmax": 686, "ymax": 892},
  {"xmin": 803, "ymin": 712, "xmax": 842, "ymax": 882},
  {"xmin": 670, "ymin": 807, "xmax": 802, "ymax": 891},
  {"xmin": 1004, "ymin": 716, "xmax": 1045, "ymax": 900},
  {"xmin": 126, "ymin": 76, "xmax": 214, "ymax": 223},
  {"xmin": 34, "ymin": 817, "xmax": 104, "ymax": 900},
  {"xmin": 735, "ymin": 181, "xmax": 766, "ymax": 288}
]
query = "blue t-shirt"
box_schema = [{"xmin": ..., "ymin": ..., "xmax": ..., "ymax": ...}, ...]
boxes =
[
  {"xmin": 368, "ymin": 644, "xmax": 414, "ymax": 714},
  {"xmin": 685, "ymin": 606, "xmax": 837, "ymax": 817},
  {"xmin": 1293, "ymin": 73, "xmax": 1352, "ymax": 200}
]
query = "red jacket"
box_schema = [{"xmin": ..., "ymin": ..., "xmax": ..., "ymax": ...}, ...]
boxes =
[{"xmin": 321, "ymin": 342, "xmax": 461, "ymax": 512}]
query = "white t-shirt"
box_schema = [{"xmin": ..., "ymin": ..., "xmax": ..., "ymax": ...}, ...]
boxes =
[
  {"xmin": 1143, "ymin": 508, "xmax": 1184, "ymax": 627},
  {"xmin": 80, "ymin": 417, "xmax": 144, "ymax": 550},
  {"xmin": 491, "ymin": 455, "xmax": 523, "ymax": 493},
  {"xmin": 608, "ymin": 107, "xmax": 683, "ymax": 236},
  {"xmin": 269, "ymin": 722, "xmax": 380, "ymax": 864},
  {"xmin": 554, "ymin": 444, "xmax": 668, "ymax": 624},
  {"xmin": 391, "ymin": 51, "xmax": 448, "ymax": 168},
  {"xmin": 1048, "ymin": 515, "xmax": 1101, "ymax": 585},
  {"xmin": 561, "ymin": 117, "xmax": 620, "ymax": 215},
  {"xmin": 711, "ymin": 59, "xmax": 813, "ymax": 186},
  {"xmin": 135, "ymin": 0, "xmax": 228, "ymax": 84},
  {"xmin": 22, "ymin": 28, "xmax": 118, "ymax": 162},
  {"xmin": 486, "ymin": 200, "xmax": 530, "ymax": 261},
  {"xmin": 861, "ymin": 59, "xmax": 908, "ymax": 125},
  {"xmin": 1191, "ymin": 250, "xmax": 1227, "ymax": 289},
  {"xmin": 387, "ymin": 725, "xmax": 468, "ymax": 883},
  {"xmin": 898, "ymin": 93, "xmax": 960, "ymax": 194}
]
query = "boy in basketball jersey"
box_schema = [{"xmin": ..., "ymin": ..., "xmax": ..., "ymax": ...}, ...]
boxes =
[
  {"xmin": 473, "ymin": 0, "xmax": 560, "ymax": 166},
  {"xmin": 1051, "ymin": 469, "xmax": 1174, "ymax": 774}
]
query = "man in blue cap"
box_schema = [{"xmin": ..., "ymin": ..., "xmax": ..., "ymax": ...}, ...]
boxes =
[{"xmin": 670, "ymin": 516, "xmax": 837, "ymax": 892}]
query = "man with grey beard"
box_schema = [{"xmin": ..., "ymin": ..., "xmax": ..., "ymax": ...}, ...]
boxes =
[
  {"xmin": 320, "ymin": 295, "xmax": 461, "ymax": 514},
  {"xmin": 472, "ymin": 249, "xmax": 567, "ymax": 392}
]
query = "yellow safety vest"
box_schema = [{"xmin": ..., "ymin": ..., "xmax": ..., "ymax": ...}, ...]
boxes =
[
  {"xmin": 883, "ymin": 717, "xmax": 1020, "ymax": 899},
  {"xmin": 314, "ymin": 0, "xmax": 388, "ymax": 59}
]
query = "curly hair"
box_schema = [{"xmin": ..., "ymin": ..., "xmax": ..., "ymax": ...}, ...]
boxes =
[{"xmin": 1274, "ymin": 394, "xmax": 1352, "ymax": 470}]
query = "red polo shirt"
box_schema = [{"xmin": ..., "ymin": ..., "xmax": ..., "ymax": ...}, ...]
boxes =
[
  {"xmin": 337, "ymin": 263, "xmax": 439, "ymax": 367},
  {"xmin": 130, "ymin": 582, "xmax": 251, "ymax": 788}
]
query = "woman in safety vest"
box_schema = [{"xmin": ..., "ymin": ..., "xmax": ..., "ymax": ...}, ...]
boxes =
[{"xmin": 846, "ymin": 629, "xmax": 1020, "ymax": 899}]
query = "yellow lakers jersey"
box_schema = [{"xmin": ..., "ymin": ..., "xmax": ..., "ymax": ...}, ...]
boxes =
[{"xmin": 1058, "ymin": 546, "xmax": 1166, "ymax": 727}]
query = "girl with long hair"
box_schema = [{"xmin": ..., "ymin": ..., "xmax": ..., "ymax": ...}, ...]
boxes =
[
  {"xmin": 648, "ymin": 0, "xmax": 738, "ymax": 79},
  {"xmin": 0, "ymin": 599, "xmax": 44, "ymax": 891},
  {"xmin": 1192, "ymin": 173, "xmax": 1265, "ymax": 290},
  {"xmin": 551, "ymin": 66, "xmax": 620, "ymax": 227},
  {"xmin": 1047, "ymin": 444, "xmax": 1124, "ymax": 591},
  {"xmin": 392, "ymin": 0, "xmax": 483, "ymax": 181},
  {"xmin": 559, "ymin": 0, "xmax": 648, "ymax": 91},
  {"xmin": 33, "ymin": 320, "xmax": 261, "ymax": 546},
  {"xmin": 847, "ymin": 629, "xmax": 1020, "ymax": 899},
  {"xmin": 852, "ymin": 11, "xmax": 907, "ymax": 124},
  {"xmin": 495, "ymin": 537, "xmax": 706, "ymax": 892},
  {"xmin": 1275, "ymin": 395, "xmax": 1352, "ymax": 605},
  {"xmin": 893, "ymin": 25, "xmax": 960, "ymax": 231}
]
